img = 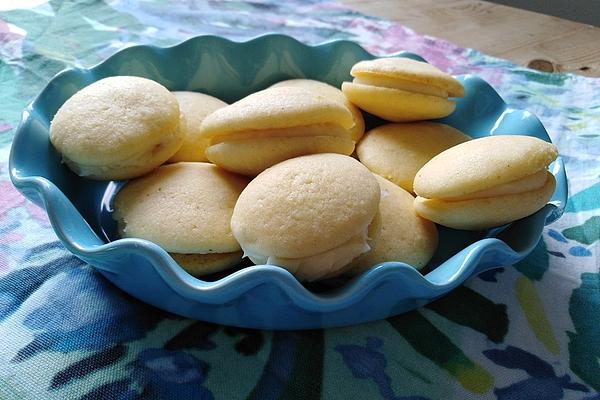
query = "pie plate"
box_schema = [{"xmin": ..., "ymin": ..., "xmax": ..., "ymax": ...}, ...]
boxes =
[{"xmin": 9, "ymin": 34, "xmax": 567, "ymax": 329}]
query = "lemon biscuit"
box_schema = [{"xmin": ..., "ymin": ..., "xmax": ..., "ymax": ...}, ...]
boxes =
[
  {"xmin": 168, "ymin": 91, "xmax": 227, "ymax": 163},
  {"xmin": 342, "ymin": 58, "xmax": 464, "ymax": 122},
  {"xmin": 413, "ymin": 135, "xmax": 558, "ymax": 230},
  {"xmin": 357, "ymin": 122, "xmax": 471, "ymax": 193},
  {"xmin": 200, "ymin": 86, "xmax": 357, "ymax": 176},
  {"xmin": 231, "ymin": 153, "xmax": 380, "ymax": 281},
  {"xmin": 50, "ymin": 76, "xmax": 183, "ymax": 180},
  {"xmin": 113, "ymin": 162, "xmax": 250, "ymax": 276},
  {"xmin": 347, "ymin": 175, "xmax": 438, "ymax": 273}
]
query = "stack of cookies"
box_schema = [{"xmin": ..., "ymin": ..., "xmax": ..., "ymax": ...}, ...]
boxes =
[{"xmin": 49, "ymin": 57, "xmax": 557, "ymax": 281}]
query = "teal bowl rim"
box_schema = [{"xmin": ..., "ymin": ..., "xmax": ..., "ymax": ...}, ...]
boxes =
[{"xmin": 8, "ymin": 33, "xmax": 568, "ymax": 315}]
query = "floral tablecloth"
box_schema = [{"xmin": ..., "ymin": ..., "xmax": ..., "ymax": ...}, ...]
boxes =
[{"xmin": 1, "ymin": 1, "xmax": 599, "ymax": 399}]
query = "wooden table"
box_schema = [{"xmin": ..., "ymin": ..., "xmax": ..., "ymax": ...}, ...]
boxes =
[{"xmin": 340, "ymin": 0, "xmax": 600, "ymax": 77}]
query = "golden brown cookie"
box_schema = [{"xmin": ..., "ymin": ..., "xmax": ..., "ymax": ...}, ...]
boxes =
[
  {"xmin": 168, "ymin": 91, "xmax": 227, "ymax": 163},
  {"xmin": 199, "ymin": 86, "xmax": 358, "ymax": 176},
  {"xmin": 356, "ymin": 122, "xmax": 470, "ymax": 192},
  {"xmin": 50, "ymin": 76, "xmax": 182, "ymax": 180},
  {"xmin": 342, "ymin": 58, "xmax": 464, "ymax": 122},
  {"xmin": 413, "ymin": 135, "xmax": 558, "ymax": 230},
  {"xmin": 113, "ymin": 162, "xmax": 250, "ymax": 275},
  {"xmin": 231, "ymin": 153, "xmax": 380, "ymax": 281}
]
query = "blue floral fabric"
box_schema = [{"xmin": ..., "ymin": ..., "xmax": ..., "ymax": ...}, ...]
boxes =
[{"xmin": 1, "ymin": 1, "xmax": 599, "ymax": 399}]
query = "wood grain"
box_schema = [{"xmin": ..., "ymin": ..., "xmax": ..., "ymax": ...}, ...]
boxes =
[{"xmin": 340, "ymin": 0, "xmax": 600, "ymax": 77}]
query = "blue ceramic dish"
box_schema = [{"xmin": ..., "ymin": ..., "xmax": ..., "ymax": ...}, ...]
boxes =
[{"xmin": 9, "ymin": 34, "xmax": 567, "ymax": 329}]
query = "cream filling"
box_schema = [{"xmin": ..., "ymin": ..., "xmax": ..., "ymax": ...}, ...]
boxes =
[
  {"xmin": 209, "ymin": 123, "xmax": 353, "ymax": 145},
  {"xmin": 353, "ymin": 76, "xmax": 448, "ymax": 98},
  {"xmin": 444, "ymin": 170, "xmax": 549, "ymax": 201},
  {"xmin": 245, "ymin": 229, "xmax": 371, "ymax": 282}
]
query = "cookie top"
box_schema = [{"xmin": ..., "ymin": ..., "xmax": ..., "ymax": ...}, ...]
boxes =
[
  {"xmin": 349, "ymin": 175, "xmax": 438, "ymax": 271},
  {"xmin": 350, "ymin": 58, "xmax": 464, "ymax": 97},
  {"xmin": 199, "ymin": 86, "xmax": 354, "ymax": 140},
  {"xmin": 270, "ymin": 79, "xmax": 365, "ymax": 141},
  {"xmin": 113, "ymin": 162, "xmax": 249, "ymax": 254},
  {"xmin": 168, "ymin": 91, "xmax": 227, "ymax": 162},
  {"xmin": 231, "ymin": 153, "xmax": 380, "ymax": 259},
  {"xmin": 357, "ymin": 122, "xmax": 470, "ymax": 192},
  {"xmin": 413, "ymin": 135, "xmax": 558, "ymax": 199},
  {"xmin": 50, "ymin": 76, "xmax": 180, "ymax": 166},
  {"xmin": 270, "ymin": 79, "xmax": 347, "ymax": 101}
]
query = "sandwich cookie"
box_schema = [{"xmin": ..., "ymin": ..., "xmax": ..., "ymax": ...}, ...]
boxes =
[
  {"xmin": 50, "ymin": 76, "xmax": 183, "ymax": 180},
  {"xmin": 342, "ymin": 58, "xmax": 464, "ymax": 122},
  {"xmin": 231, "ymin": 153, "xmax": 380, "ymax": 281},
  {"xmin": 113, "ymin": 162, "xmax": 249, "ymax": 276},
  {"xmin": 270, "ymin": 79, "xmax": 365, "ymax": 141},
  {"xmin": 413, "ymin": 135, "xmax": 558, "ymax": 230},
  {"xmin": 356, "ymin": 122, "xmax": 470, "ymax": 193},
  {"xmin": 168, "ymin": 91, "xmax": 227, "ymax": 163},
  {"xmin": 346, "ymin": 174, "xmax": 438, "ymax": 274},
  {"xmin": 199, "ymin": 86, "xmax": 357, "ymax": 176}
]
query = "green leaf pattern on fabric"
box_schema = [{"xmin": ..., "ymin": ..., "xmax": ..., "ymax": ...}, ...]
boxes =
[
  {"xmin": 562, "ymin": 216, "xmax": 600, "ymax": 245},
  {"xmin": 568, "ymin": 273, "xmax": 600, "ymax": 392}
]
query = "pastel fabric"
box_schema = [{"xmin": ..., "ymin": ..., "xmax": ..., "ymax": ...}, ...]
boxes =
[{"xmin": 1, "ymin": 1, "xmax": 599, "ymax": 399}]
